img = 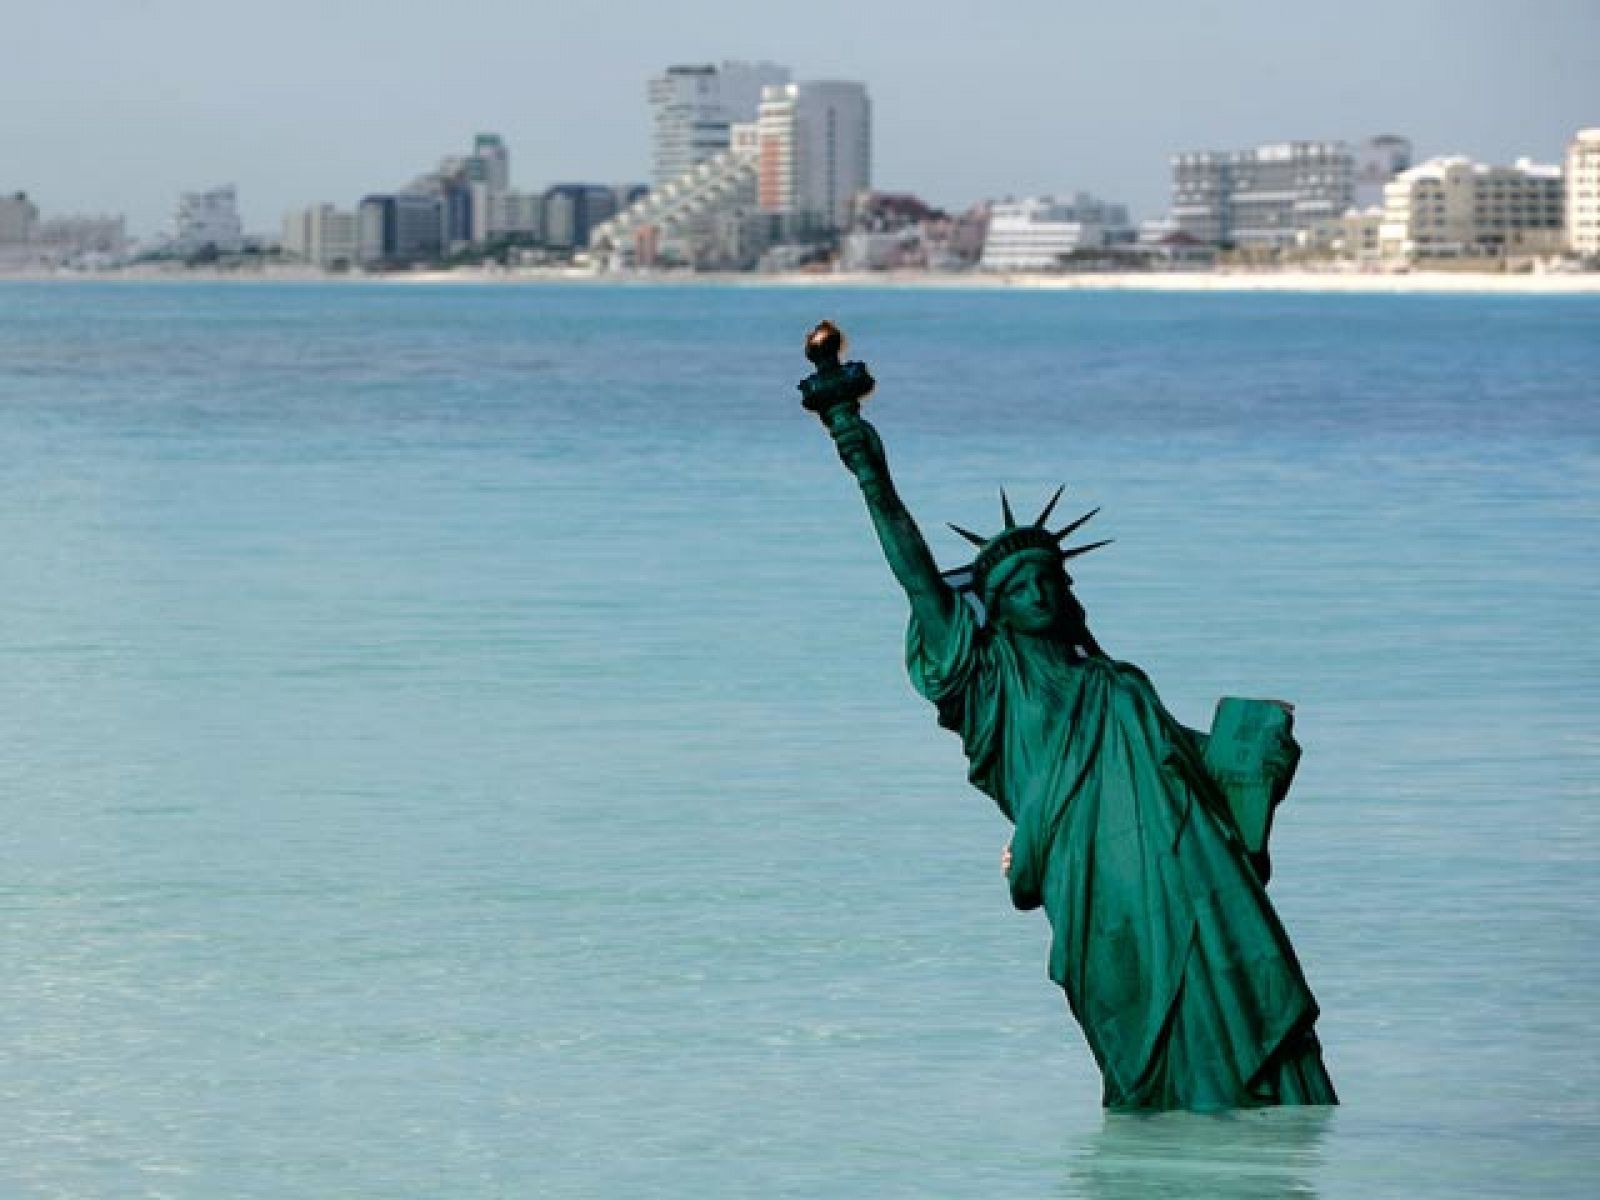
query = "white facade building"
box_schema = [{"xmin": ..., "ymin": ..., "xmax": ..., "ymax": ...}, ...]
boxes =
[
  {"xmin": 979, "ymin": 194, "xmax": 1134, "ymax": 270},
  {"xmin": 649, "ymin": 61, "xmax": 789, "ymax": 189},
  {"xmin": 1567, "ymin": 128, "xmax": 1600, "ymax": 258},
  {"xmin": 282, "ymin": 204, "xmax": 358, "ymax": 268},
  {"xmin": 174, "ymin": 185, "xmax": 244, "ymax": 255},
  {"xmin": 757, "ymin": 80, "xmax": 871, "ymax": 231},
  {"xmin": 1379, "ymin": 156, "xmax": 1565, "ymax": 261}
]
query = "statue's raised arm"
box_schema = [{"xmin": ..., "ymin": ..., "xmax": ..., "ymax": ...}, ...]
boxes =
[{"xmin": 799, "ymin": 322, "xmax": 958, "ymax": 647}]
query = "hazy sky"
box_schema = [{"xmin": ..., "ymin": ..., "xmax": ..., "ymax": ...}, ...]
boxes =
[{"xmin": 4, "ymin": 0, "xmax": 1596, "ymax": 235}]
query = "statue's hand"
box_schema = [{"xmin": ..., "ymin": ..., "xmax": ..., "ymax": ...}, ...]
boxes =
[{"xmin": 832, "ymin": 416, "xmax": 888, "ymax": 484}]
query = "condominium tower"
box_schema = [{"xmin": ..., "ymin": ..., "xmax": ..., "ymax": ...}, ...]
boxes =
[
  {"xmin": 757, "ymin": 80, "xmax": 871, "ymax": 232},
  {"xmin": 649, "ymin": 61, "xmax": 790, "ymax": 188}
]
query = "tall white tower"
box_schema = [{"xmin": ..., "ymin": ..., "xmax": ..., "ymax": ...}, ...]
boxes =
[
  {"xmin": 648, "ymin": 61, "xmax": 790, "ymax": 188},
  {"xmin": 757, "ymin": 80, "xmax": 872, "ymax": 232}
]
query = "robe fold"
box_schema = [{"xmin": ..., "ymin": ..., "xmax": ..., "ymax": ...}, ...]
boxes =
[{"xmin": 908, "ymin": 605, "xmax": 1336, "ymax": 1111}]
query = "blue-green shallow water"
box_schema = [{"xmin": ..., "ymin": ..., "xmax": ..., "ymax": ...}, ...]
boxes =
[{"xmin": 0, "ymin": 281, "xmax": 1595, "ymax": 1197}]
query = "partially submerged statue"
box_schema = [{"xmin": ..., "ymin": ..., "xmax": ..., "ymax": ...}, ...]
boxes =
[{"xmin": 800, "ymin": 322, "xmax": 1336, "ymax": 1111}]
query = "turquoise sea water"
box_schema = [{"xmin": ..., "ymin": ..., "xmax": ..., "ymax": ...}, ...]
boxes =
[{"xmin": 0, "ymin": 281, "xmax": 1596, "ymax": 1197}]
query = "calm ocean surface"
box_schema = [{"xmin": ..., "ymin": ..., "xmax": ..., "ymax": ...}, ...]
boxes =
[{"xmin": 0, "ymin": 280, "xmax": 1596, "ymax": 1198}]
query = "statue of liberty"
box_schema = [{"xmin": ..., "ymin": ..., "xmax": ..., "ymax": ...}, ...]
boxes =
[{"xmin": 800, "ymin": 322, "xmax": 1336, "ymax": 1111}]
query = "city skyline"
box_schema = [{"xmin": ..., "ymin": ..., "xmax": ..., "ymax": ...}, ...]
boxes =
[{"xmin": 3, "ymin": 0, "xmax": 1596, "ymax": 235}]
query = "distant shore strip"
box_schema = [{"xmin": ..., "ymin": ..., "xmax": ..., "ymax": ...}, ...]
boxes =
[{"xmin": 6, "ymin": 266, "xmax": 1600, "ymax": 294}]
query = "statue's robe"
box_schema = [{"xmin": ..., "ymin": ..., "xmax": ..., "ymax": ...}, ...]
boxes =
[{"xmin": 908, "ymin": 606, "xmax": 1336, "ymax": 1111}]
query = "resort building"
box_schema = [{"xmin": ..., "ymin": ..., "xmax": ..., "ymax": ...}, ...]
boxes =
[
  {"xmin": 282, "ymin": 204, "xmax": 358, "ymax": 269},
  {"xmin": 1171, "ymin": 141, "xmax": 1355, "ymax": 250},
  {"xmin": 649, "ymin": 61, "xmax": 790, "ymax": 189},
  {"xmin": 1378, "ymin": 156, "xmax": 1565, "ymax": 262},
  {"xmin": 1567, "ymin": 128, "xmax": 1600, "ymax": 259},
  {"xmin": 979, "ymin": 194, "xmax": 1134, "ymax": 271},
  {"xmin": 756, "ymin": 80, "xmax": 872, "ymax": 232},
  {"xmin": 173, "ymin": 185, "xmax": 244, "ymax": 255}
]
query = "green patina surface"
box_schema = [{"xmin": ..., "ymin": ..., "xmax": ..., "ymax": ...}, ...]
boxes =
[{"xmin": 802, "ymin": 321, "xmax": 1336, "ymax": 1111}]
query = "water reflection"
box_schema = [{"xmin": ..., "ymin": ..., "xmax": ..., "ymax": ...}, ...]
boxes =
[{"xmin": 1064, "ymin": 1108, "xmax": 1332, "ymax": 1200}]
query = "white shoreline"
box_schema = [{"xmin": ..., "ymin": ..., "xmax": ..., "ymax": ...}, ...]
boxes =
[{"xmin": 4, "ymin": 264, "xmax": 1599, "ymax": 294}]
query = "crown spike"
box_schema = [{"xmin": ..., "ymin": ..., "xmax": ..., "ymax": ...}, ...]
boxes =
[
  {"xmin": 1052, "ymin": 507, "xmax": 1100, "ymax": 543},
  {"xmin": 1000, "ymin": 488, "xmax": 1017, "ymax": 529},
  {"xmin": 1061, "ymin": 538, "xmax": 1113, "ymax": 561},
  {"xmin": 948, "ymin": 523, "xmax": 988, "ymax": 547},
  {"xmin": 1034, "ymin": 484, "xmax": 1067, "ymax": 528}
]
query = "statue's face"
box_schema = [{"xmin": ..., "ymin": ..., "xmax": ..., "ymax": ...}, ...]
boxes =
[{"xmin": 988, "ymin": 552, "xmax": 1080, "ymax": 636}]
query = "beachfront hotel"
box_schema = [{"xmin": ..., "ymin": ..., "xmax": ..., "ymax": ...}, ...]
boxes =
[
  {"xmin": 1171, "ymin": 141, "xmax": 1355, "ymax": 250},
  {"xmin": 1378, "ymin": 155, "xmax": 1565, "ymax": 262},
  {"xmin": 648, "ymin": 61, "xmax": 790, "ymax": 189},
  {"xmin": 1567, "ymin": 129, "xmax": 1600, "ymax": 258},
  {"xmin": 979, "ymin": 194, "xmax": 1134, "ymax": 270}
]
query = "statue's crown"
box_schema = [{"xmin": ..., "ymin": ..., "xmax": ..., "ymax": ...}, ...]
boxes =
[{"xmin": 943, "ymin": 487, "xmax": 1111, "ymax": 597}]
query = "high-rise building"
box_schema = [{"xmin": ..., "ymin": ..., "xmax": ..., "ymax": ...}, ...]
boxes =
[
  {"xmin": 648, "ymin": 61, "xmax": 790, "ymax": 188},
  {"xmin": 1378, "ymin": 156, "xmax": 1565, "ymax": 261},
  {"xmin": 1171, "ymin": 142, "xmax": 1353, "ymax": 250},
  {"xmin": 173, "ymin": 185, "xmax": 243, "ymax": 255},
  {"xmin": 467, "ymin": 134, "xmax": 511, "ymax": 243},
  {"xmin": 1567, "ymin": 129, "xmax": 1600, "ymax": 258},
  {"xmin": 0, "ymin": 191, "xmax": 38, "ymax": 243},
  {"xmin": 468, "ymin": 133, "xmax": 510, "ymax": 193},
  {"xmin": 757, "ymin": 80, "xmax": 871, "ymax": 232},
  {"xmin": 282, "ymin": 204, "xmax": 358, "ymax": 269},
  {"xmin": 357, "ymin": 193, "xmax": 444, "ymax": 266}
]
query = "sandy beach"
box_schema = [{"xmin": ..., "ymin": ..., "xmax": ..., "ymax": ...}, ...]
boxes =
[
  {"xmin": 246, "ymin": 265, "xmax": 1600, "ymax": 295},
  {"xmin": 7, "ymin": 263, "xmax": 1600, "ymax": 293}
]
